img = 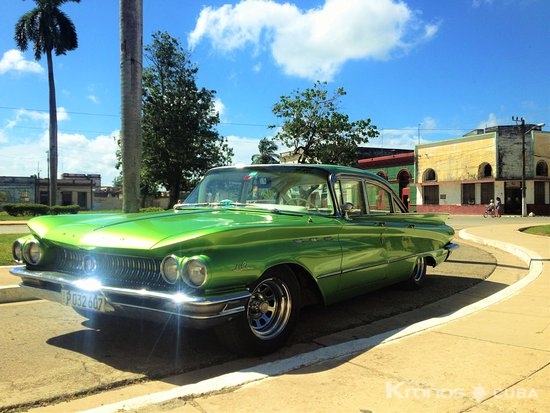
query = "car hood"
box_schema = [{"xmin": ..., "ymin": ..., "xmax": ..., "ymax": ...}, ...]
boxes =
[{"xmin": 26, "ymin": 209, "xmax": 322, "ymax": 251}]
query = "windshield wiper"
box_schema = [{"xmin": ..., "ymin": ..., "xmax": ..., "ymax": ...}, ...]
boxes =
[{"xmin": 174, "ymin": 200, "xmax": 248, "ymax": 210}]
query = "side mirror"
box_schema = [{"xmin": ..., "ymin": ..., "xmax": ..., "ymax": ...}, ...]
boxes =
[
  {"xmin": 342, "ymin": 202, "xmax": 354, "ymax": 212},
  {"xmin": 342, "ymin": 202, "xmax": 354, "ymax": 220}
]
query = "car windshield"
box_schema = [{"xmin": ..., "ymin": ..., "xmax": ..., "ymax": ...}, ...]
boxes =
[{"xmin": 181, "ymin": 166, "xmax": 335, "ymax": 215}]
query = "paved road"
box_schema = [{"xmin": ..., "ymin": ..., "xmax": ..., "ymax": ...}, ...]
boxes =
[{"xmin": 0, "ymin": 223, "xmax": 28, "ymax": 234}]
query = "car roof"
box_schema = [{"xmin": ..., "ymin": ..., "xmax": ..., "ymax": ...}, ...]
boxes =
[{"xmin": 209, "ymin": 164, "xmax": 388, "ymax": 184}]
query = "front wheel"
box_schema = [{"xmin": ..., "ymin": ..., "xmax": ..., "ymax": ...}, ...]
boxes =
[{"xmin": 216, "ymin": 267, "xmax": 301, "ymax": 356}]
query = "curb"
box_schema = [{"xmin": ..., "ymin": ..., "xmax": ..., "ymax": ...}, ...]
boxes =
[
  {"xmin": 0, "ymin": 284, "xmax": 39, "ymax": 304},
  {"xmin": 0, "ymin": 265, "xmax": 38, "ymax": 304}
]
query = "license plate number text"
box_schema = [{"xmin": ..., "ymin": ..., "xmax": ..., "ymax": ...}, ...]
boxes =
[{"xmin": 61, "ymin": 290, "xmax": 105, "ymax": 312}]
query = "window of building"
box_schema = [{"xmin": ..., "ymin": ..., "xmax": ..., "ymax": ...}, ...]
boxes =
[
  {"xmin": 480, "ymin": 182, "xmax": 494, "ymax": 205},
  {"xmin": 423, "ymin": 168, "xmax": 437, "ymax": 181},
  {"xmin": 397, "ymin": 169, "xmax": 411, "ymax": 200},
  {"xmin": 61, "ymin": 192, "xmax": 72, "ymax": 206},
  {"xmin": 534, "ymin": 181, "xmax": 546, "ymax": 204},
  {"xmin": 77, "ymin": 192, "xmax": 88, "ymax": 209},
  {"xmin": 536, "ymin": 161, "xmax": 548, "ymax": 177},
  {"xmin": 462, "ymin": 183, "xmax": 475, "ymax": 204},
  {"xmin": 478, "ymin": 162, "xmax": 493, "ymax": 178},
  {"xmin": 423, "ymin": 185, "xmax": 439, "ymax": 205},
  {"xmin": 39, "ymin": 191, "xmax": 48, "ymax": 205}
]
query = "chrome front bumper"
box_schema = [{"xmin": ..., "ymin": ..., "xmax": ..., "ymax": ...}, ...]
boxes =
[{"xmin": 10, "ymin": 266, "xmax": 250, "ymax": 328}]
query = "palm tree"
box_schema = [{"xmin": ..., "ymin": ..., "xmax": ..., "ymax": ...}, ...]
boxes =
[
  {"xmin": 14, "ymin": 0, "xmax": 79, "ymax": 206},
  {"xmin": 251, "ymin": 138, "xmax": 280, "ymax": 164},
  {"xmin": 120, "ymin": 0, "xmax": 143, "ymax": 212}
]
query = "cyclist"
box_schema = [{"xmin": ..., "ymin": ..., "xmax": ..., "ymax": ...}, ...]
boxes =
[
  {"xmin": 495, "ymin": 197, "xmax": 502, "ymax": 217},
  {"xmin": 484, "ymin": 199, "xmax": 495, "ymax": 218}
]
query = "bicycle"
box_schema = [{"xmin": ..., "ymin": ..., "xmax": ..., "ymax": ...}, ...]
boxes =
[{"xmin": 483, "ymin": 207, "xmax": 495, "ymax": 218}]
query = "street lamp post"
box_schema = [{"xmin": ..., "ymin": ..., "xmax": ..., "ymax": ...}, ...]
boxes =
[{"xmin": 512, "ymin": 117, "xmax": 545, "ymax": 217}]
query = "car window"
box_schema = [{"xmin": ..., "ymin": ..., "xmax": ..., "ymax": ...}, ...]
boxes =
[
  {"xmin": 365, "ymin": 181, "xmax": 393, "ymax": 213},
  {"xmin": 184, "ymin": 168, "xmax": 335, "ymax": 215},
  {"xmin": 280, "ymin": 182, "xmax": 334, "ymax": 214},
  {"xmin": 334, "ymin": 179, "xmax": 365, "ymax": 216}
]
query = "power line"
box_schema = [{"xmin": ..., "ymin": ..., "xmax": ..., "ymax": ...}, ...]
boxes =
[{"xmin": 0, "ymin": 105, "xmax": 119, "ymax": 118}]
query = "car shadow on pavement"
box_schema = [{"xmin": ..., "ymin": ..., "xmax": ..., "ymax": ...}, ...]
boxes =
[{"xmin": 44, "ymin": 275, "xmax": 509, "ymax": 377}]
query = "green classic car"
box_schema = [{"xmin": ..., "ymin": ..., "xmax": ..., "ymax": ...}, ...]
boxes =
[{"xmin": 11, "ymin": 164, "xmax": 457, "ymax": 355}]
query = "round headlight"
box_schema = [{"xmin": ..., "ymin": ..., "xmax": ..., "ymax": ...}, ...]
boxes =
[
  {"xmin": 183, "ymin": 258, "xmax": 207, "ymax": 288},
  {"xmin": 23, "ymin": 241, "xmax": 43, "ymax": 265},
  {"xmin": 12, "ymin": 241, "xmax": 23, "ymax": 263},
  {"xmin": 160, "ymin": 255, "xmax": 180, "ymax": 284}
]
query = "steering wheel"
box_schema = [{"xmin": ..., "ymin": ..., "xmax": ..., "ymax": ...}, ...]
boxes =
[{"xmin": 288, "ymin": 197, "xmax": 316, "ymax": 209}]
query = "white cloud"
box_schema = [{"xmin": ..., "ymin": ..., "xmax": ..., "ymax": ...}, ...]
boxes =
[
  {"xmin": 477, "ymin": 113, "xmax": 501, "ymax": 129},
  {"xmin": 472, "ymin": 0, "xmax": 494, "ymax": 8},
  {"xmin": 0, "ymin": 104, "xmax": 118, "ymax": 184},
  {"xmin": 58, "ymin": 131, "xmax": 119, "ymax": 184},
  {"xmin": 214, "ymin": 98, "xmax": 226, "ymax": 120},
  {"xmin": 226, "ymin": 135, "xmax": 262, "ymax": 164},
  {"xmin": 0, "ymin": 129, "xmax": 120, "ymax": 185},
  {"xmin": 5, "ymin": 107, "xmax": 69, "ymax": 129},
  {"xmin": 420, "ymin": 116, "xmax": 438, "ymax": 132},
  {"xmin": 227, "ymin": 134, "xmax": 292, "ymax": 165},
  {"xmin": 189, "ymin": 0, "xmax": 438, "ymax": 81},
  {"xmin": 373, "ymin": 128, "xmax": 417, "ymax": 149},
  {"xmin": 0, "ymin": 49, "xmax": 43, "ymax": 75}
]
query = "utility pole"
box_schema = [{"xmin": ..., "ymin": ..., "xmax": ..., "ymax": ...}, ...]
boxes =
[
  {"xmin": 512, "ymin": 116, "xmax": 526, "ymax": 217},
  {"xmin": 120, "ymin": 0, "xmax": 143, "ymax": 212},
  {"xmin": 513, "ymin": 117, "xmax": 546, "ymax": 217}
]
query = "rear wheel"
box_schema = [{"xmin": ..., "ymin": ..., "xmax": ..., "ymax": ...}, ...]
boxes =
[{"xmin": 217, "ymin": 266, "xmax": 301, "ymax": 356}]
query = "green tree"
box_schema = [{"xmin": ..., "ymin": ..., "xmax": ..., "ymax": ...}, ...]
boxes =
[
  {"xmin": 141, "ymin": 32, "xmax": 233, "ymax": 206},
  {"xmin": 270, "ymin": 81, "xmax": 378, "ymax": 166},
  {"xmin": 251, "ymin": 138, "xmax": 279, "ymax": 164},
  {"xmin": 120, "ymin": 0, "xmax": 142, "ymax": 212},
  {"xmin": 14, "ymin": 0, "xmax": 80, "ymax": 206}
]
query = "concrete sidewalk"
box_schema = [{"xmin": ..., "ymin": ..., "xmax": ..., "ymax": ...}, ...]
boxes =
[{"xmin": 70, "ymin": 223, "xmax": 549, "ymax": 413}]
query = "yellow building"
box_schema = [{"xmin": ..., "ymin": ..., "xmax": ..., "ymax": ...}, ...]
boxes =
[{"xmin": 415, "ymin": 124, "xmax": 549, "ymax": 216}]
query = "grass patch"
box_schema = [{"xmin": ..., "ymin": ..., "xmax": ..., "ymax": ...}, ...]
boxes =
[
  {"xmin": 0, "ymin": 233, "xmax": 28, "ymax": 266},
  {"xmin": 0, "ymin": 211, "xmax": 29, "ymax": 222},
  {"xmin": 523, "ymin": 224, "xmax": 550, "ymax": 236}
]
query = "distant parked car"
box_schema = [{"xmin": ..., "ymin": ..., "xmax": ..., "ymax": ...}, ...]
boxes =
[{"xmin": 11, "ymin": 164, "xmax": 457, "ymax": 355}]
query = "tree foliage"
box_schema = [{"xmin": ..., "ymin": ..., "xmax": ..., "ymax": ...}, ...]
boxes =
[
  {"xmin": 14, "ymin": 0, "xmax": 80, "ymax": 206},
  {"xmin": 141, "ymin": 32, "xmax": 233, "ymax": 205},
  {"xmin": 270, "ymin": 81, "xmax": 378, "ymax": 166},
  {"xmin": 251, "ymin": 138, "xmax": 279, "ymax": 164}
]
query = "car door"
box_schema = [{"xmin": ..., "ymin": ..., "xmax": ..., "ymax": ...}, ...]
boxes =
[
  {"xmin": 364, "ymin": 180, "xmax": 416, "ymax": 283},
  {"xmin": 335, "ymin": 178, "xmax": 388, "ymax": 296}
]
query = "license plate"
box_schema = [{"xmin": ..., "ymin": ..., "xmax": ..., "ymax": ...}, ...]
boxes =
[{"xmin": 61, "ymin": 289, "xmax": 105, "ymax": 312}]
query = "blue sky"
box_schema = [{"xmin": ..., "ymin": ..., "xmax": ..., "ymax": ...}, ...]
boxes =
[{"xmin": 0, "ymin": 0, "xmax": 548, "ymax": 186}]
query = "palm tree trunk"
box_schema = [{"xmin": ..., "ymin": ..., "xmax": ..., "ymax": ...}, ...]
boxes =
[
  {"xmin": 47, "ymin": 50, "xmax": 58, "ymax": 206},
  {"xmin": 120, "ymin": 0, "xmax": 143, "ymax": 212}
]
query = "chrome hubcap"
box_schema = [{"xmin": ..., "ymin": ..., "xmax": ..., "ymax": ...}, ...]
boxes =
[{"xmin": 247, "ymin": 277, "xmax": 292, "ymax": 340}]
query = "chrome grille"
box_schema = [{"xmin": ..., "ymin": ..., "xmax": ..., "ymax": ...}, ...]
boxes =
[{"xmin": 48, "ymin": 247, "xmax": 166, "ymax": 290}]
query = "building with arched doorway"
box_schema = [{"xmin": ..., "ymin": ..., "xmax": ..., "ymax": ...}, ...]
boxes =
[
  {"xmin": 358, "ymin": 151, "xmax": 416, "ymax": 211},
  {"xmin": 415, "ymin": 124, "xmax": 549, "ymax": 215},
  {"xmin": 357, "ymin": 124, "xmax": 549, "ymax": 215}
]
